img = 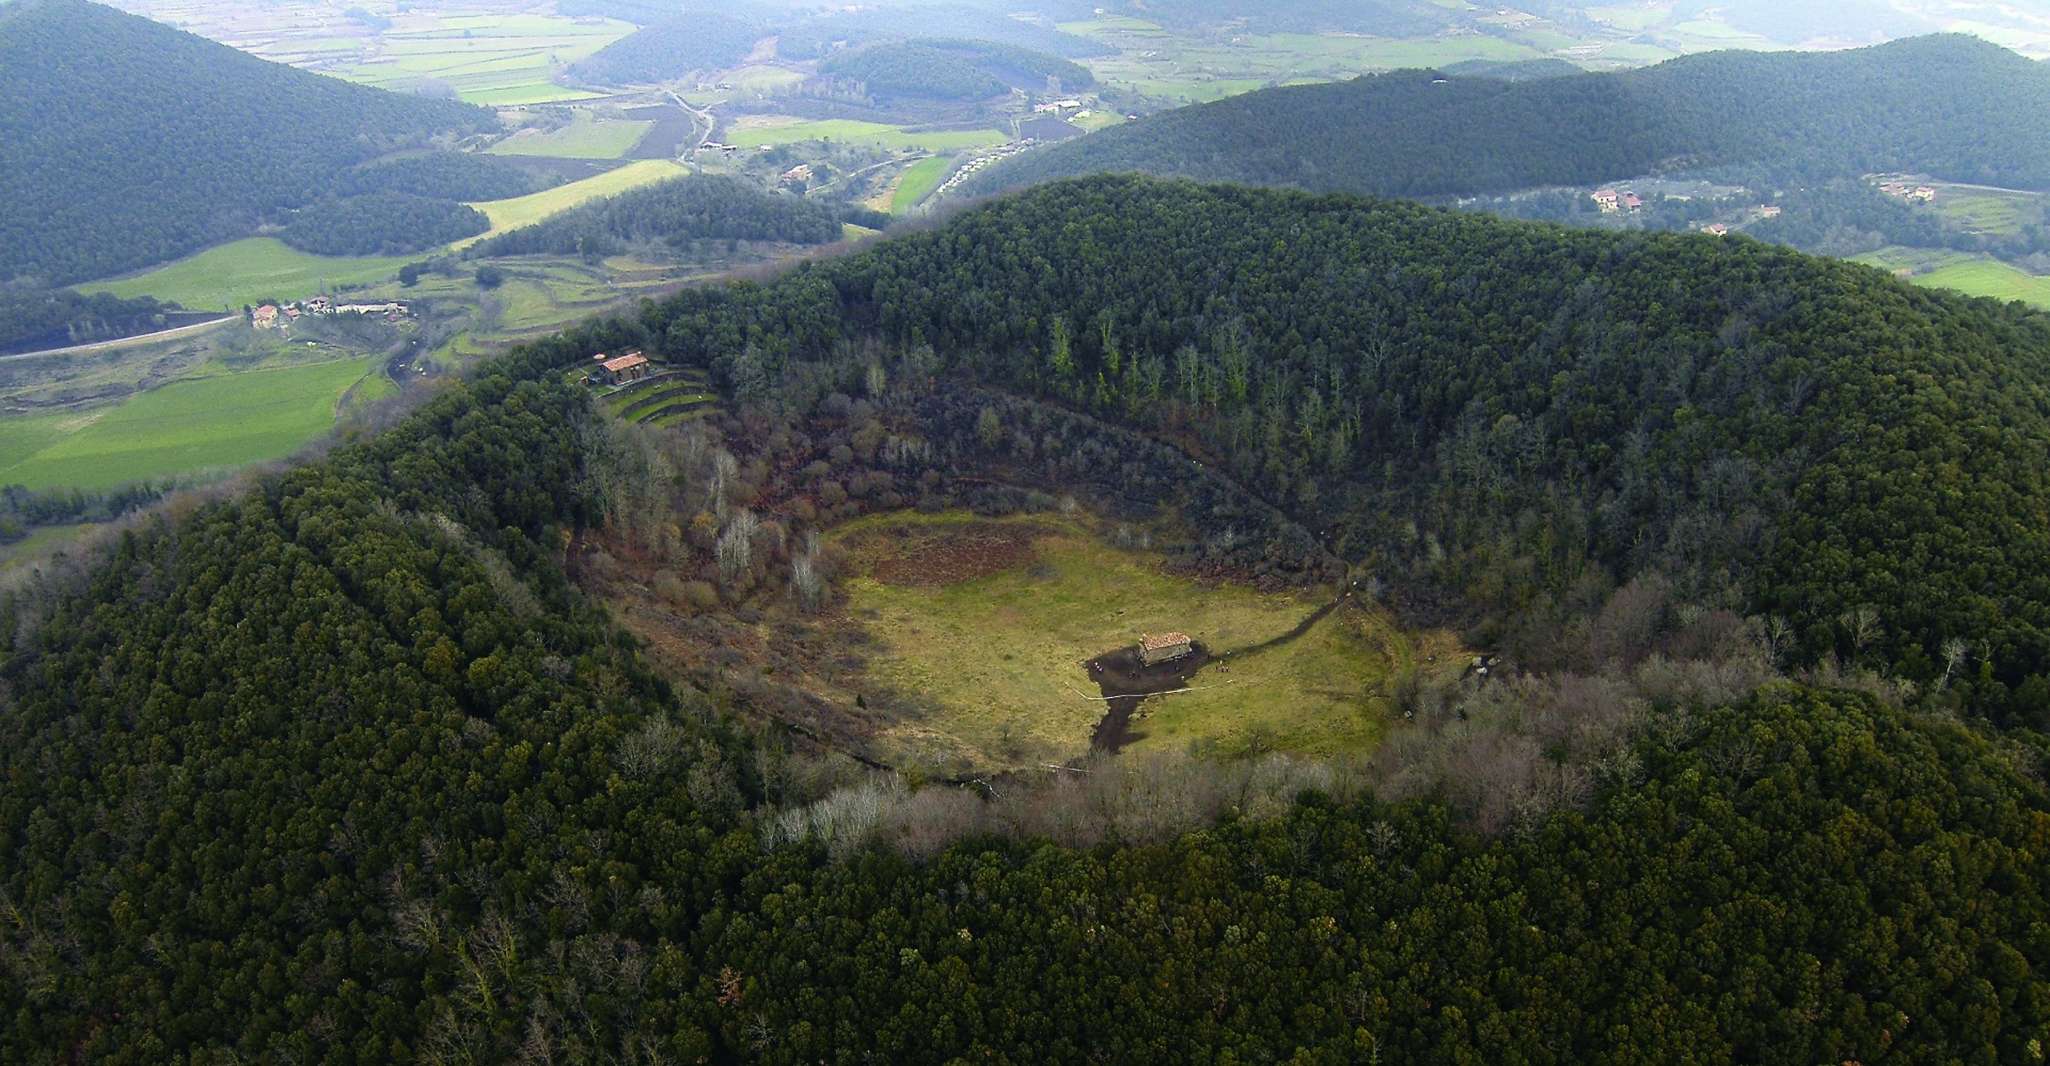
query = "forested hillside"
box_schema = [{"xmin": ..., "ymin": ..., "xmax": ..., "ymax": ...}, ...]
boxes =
[
  {"xmin": 964, "ymin": 34, "xmax": 2050, "ymax": 199},
  {"xmin": 279, "ymin": 193, "xmax": 490, "ymax": 256},
  {"xmin": 8, "ymin": 177, "xmax": 2050, "ymax": 1061},
  {"xmin": 565, "ymin": 11, "xmax": 764, "ymax": 86},
  {"xmin": 335, "ymin": 152, "xmax": 543, "ymax": 203},
  {"xmin": 0, "ymin": 0, "xmax": 496, "ymax": 285},
  {"xmin": 464, "ymin": 175, "xmax": 844, "ymax": 257},
  {"xmin": 816, "ymin": 39, "xmax": 1094, "ymax": 101}
]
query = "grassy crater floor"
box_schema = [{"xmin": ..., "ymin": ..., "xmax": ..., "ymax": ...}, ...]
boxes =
[{"xmin": 830, "ymin": 510, "xmax": 1459, "ymax": 769}]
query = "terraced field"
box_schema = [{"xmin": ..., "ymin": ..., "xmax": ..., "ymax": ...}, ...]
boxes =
[{"xmin": 594, "ymin": 368, "xmax": 718, "ymax": 426}]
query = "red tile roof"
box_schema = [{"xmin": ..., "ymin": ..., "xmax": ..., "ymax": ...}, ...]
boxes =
[{"xmin": 601, "ymin": 353, "xmax": 649, "ymax": 373}]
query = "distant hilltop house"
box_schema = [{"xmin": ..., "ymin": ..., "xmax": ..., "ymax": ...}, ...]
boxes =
[
  {"xmin": 1592, "ymin": 189, "xmax": 1643, "ymax": 213},
  {"xmin": 251, "ymin": 304, "xmax": 280, "ymax": 329},
  {"xmin": 304, "ymin": 295, "xmax": 333, "ymax": 314},
  {"xmin": 595, "ymin": 350, "xmax": 650, "ymax": 385},
  {"xmin": 1138, "ymin": 632, "xmax": 1193, "ymax": 666},
  {"xmin": 1701, "ymin": 222, "xmax": 1730, "ymax": 236},
  {"xmin": 1880, "ymin": 181, "xmax": 1938, "ymax": 203},
  {"xmin": 1757, "ymin": 204, "xmax": 1782, "ymax": 219},
  {"xmin": 780, "ymin": 163, "xmax": 814, "ymax": 187}
]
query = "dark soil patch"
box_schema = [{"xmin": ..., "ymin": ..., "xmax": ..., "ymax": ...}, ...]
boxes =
[
  {"xmin": 1085, "ymin": 643, "xmax": 1212, "ymax": 753},
  {"xmin": 857, "ymin": 521, "xmax": 1047, "ymax": 587}
]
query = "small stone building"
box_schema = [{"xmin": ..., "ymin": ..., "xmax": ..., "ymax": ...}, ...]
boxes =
[
  {"xmin": 598, "ymin": 350, "xmax": 650, "ymax": 385},
  {"xmin": 1138, "ymin": 632, "xmax": 1192, "ymax": 666}
]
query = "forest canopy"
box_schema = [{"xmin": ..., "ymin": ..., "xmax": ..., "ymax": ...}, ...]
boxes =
[
  {"xmin": 0, "ymin": 0, "xmax": 496, "ymax": 285},
  {"xmin": 464, "ymin": 174, "xmax": 846, "ymax": 257},
  {"xmin": 278, "ymin": 193, "xmax": 490, "ymax": 257}
]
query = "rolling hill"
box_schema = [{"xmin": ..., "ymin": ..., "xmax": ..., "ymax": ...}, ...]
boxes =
[
  {"xmin": 464, "ymin": 174, "xmax": 847, "ymax": 257},
  {"xmin": 8, "ymin": 174, "xmax": 2050, "ymax": 1061},
  {"xmin": 0, "ymin": 0, "xmax": 497, "ymax": 285},
  {"xmin": 564, "ymin": 11, "xmax": 766, "ymax": 86},
  {"xmin": 961, "ymin": 34, "xmax": 2050, "ymax": 200}
]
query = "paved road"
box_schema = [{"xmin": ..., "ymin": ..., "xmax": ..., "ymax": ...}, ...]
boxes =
[{"xmin": 2, "ymin": 314, "xmax": 237, "ymax": 360}]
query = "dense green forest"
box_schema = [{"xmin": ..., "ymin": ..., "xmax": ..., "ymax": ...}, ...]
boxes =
[
  {"xmin": 465, "ymin": 175, "xmax": 845, "ymax": 258},
  {"xmin": 964, "ymin": 35, "xmax": 2050, "ymax": 199},
  {"xmin": 278, "ymin": 193, "xmax": 490, "ymax": 257},
  {"xmin": 335, "ymin": 152, "xmax": 543, "ymax": 203},
  {"xmin": 818, "ymin": 39, "xmax": 1094, "ymax": 100},
  {"xmin": 0, "ymin": 0, "xmax": 496, "ymax": 285},
  {"xmin": 8, "ymin": 177, "xmax": 2050, "ymax": 1061},
  {"xmin": 566, "ymin": 12, "xmax": 764, "ymax": 85},
  {"xmin": 0, "ymin": 288, "xmax": 183, "ymax": 353}
]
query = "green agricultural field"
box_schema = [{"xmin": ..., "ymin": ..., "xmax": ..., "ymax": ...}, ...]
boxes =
[
  {"xmin": 461, "ymin": 159, "xmax": 689, "ymax": 246},
  {"xmin": 725, "ymin": 118, "xmax": 1006, "ymax": 152},
  {"xmin": 488, "ymin": 114, "xmax": 654, "ymax": 159},
  {"xmin": 322, "ymin": 11, "xmax": 631, "ymax": 104},
  {"xmin": 830, "ymin": 510, "xmax": 1453, "ymax": 769},
  {"xmin": 1918, "ymin": 259, "xmax": 2050, "ymax": 309},
  {"xmin": 726, "ymin": 65, "xmax": 805, "ymax": 92},
  {"xmin": 1927, "ymin": 184, "xmax": 2042, "ymax": 238},
  {"xmin": 0, "ymin": 355, "xmax": 387, "ymax": 490},
  {"xmin": 79, "ymin": 239, "xmax": 411, "ymax": 310},
  {"xmin": 1067, "ymin": 22, "xmax": 1542, "ymax": 102},
  {"xmin": 1854, "ymin": 247, "xmax": 2050, "ymax": 310},
  {"xmin": 890, "ymin": 156, "xmax": 954, "ymax": 214}
]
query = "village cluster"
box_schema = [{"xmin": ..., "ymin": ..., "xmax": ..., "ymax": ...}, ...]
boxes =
[
  {"xmin": 1590, "ymin": 184, "xmax": 1784, "ymax": 237},
  {"xmin": 249, "ymin": 295, "xmax": 411, "ymax": 330}
]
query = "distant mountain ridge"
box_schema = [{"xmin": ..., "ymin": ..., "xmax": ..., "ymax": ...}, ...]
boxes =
[
  {"xmin": 0, "ymin": 0, "xmax": 496, "ymax": 285},
  {"xmin": 963, "ymin": 34, "xmax": 2050, "ymax": 200}
]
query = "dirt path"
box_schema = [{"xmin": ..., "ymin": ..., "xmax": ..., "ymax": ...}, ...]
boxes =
[{"xmin": 2, "ymin": 315, "xmax": 237, "ymax": 360}]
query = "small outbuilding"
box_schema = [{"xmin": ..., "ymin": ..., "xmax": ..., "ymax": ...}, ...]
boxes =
[{"xmin": 1138, "ymin": 632, "xmax": 1193, "ymax": 666}]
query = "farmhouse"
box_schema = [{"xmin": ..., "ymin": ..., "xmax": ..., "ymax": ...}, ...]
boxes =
[
  {"xmin": 599, "ymin": 350, "xmax": 650, "ymax": 384},
  {"xmin": 1701, "ymin": 223, "xmax": 1730, "ymax": 236},
  {"xmin": 1138, "ymin": 632, "xmax": 1193, "ymax": 666},
  {"xmin": 1757, "ymin": 204, "xmax": 1782, "ymax": 219},
  {"xmin": 1621, "ymin": 192, "xmax": 1643, "ymax": 211},
  {"xmin": 1592, "ymin": 189, "xmax": 1621, "ymax": 213},
  {"xmin": 251, "ymin": 304, "xmax": 279, "ymax": 329}
]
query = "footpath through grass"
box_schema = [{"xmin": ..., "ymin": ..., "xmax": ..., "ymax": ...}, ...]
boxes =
[{"xmin": 831, "ymin": 510, "xmax": 1445, "ymax": 769}]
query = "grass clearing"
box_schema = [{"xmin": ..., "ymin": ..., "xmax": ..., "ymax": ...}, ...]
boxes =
[
  {"xmin": 0, "ymin": 355, "xmax": 386, "ymax": 490},
  {"xmin": 79, "ymin": 239, "xmax": 411, "ymax": 310},
  {"xmin": 0, "ymin": 523, "xmax": 97, "ymax": 572},
  {"xmin": 831, "ymin": 510, "xmax": 1445, "ymax": 768},
  {"xmin": 488, "ymin": 114, "xmax": 653, "ymax": 159},
  {"xmin": 725, "ymin": 117, "xmax": 1006, "ymax": 152}
]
